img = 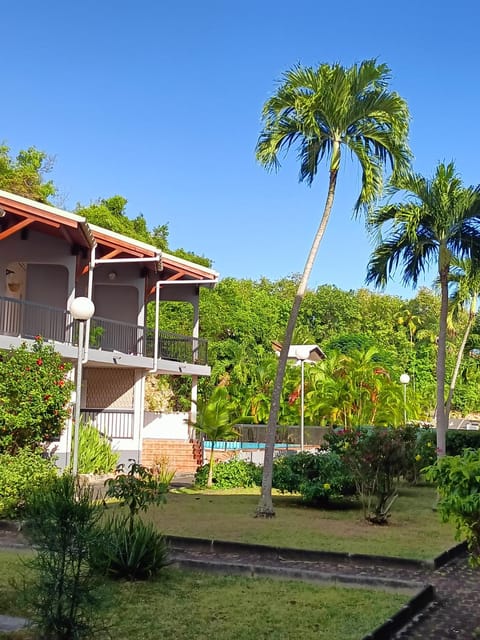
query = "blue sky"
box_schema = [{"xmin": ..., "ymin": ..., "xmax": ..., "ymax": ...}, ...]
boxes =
[{"xmin": 2, "ymin": 1, "xmax": 479, "ymax": 298}]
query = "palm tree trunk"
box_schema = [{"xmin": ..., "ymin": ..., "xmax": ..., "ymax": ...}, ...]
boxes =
[
  {"xmin": 436, "ymin": 266, "xmax": 449, "ymax": 457},
  {"xmin": 256, "ymin": 164, "xmax": 339, "ymax": 517},
  {"xmin": 445, "ymin": 295, "xmax": 477, "ymax": 420},
  {"xmin": 207, "ymin": 443, "xmax": 215, "ymax": 488}
]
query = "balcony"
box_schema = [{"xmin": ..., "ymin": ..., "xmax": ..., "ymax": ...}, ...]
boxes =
[{"xmin": 0, "ymin": 295, "xmax": 208, "ymax": 366}]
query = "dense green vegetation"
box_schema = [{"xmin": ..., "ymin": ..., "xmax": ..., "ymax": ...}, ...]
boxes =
[
  {"xmin": 367, "ymin": 162, "xmax": 480, "ymax": 456},
  {"xmin": 191, "ymin": 278, "xmax": 480, "ymax": 424},
  {"xmin": 2, "ymin": 139, "xmax": 480, "ymax": 429}
]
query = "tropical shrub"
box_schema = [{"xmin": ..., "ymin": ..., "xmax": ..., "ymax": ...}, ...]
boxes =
[
  {"xmin": 21, "ymin": 473, "xmax": 107, "ymax": 639},
  {"xmin": 150, "ymin": 454, "xmax": 176, "ymax": 487},
  {"xmin": 76, "ymin": 423, "xmax": 119, "ymax": 474},
  {"xmin": 93, "ymin": 515, "xmax": 169, "ymax": 581},
  {"xmin": 194, "ymin": 457, "xmax": 261, "ymax": 489},
  {"xmin": 424, "ymin": 449, "xmax": 480, "ymax": 565},
  {"xmin": 0, "ymin": 337, "xmax": 73, "ymax": 453},
  {"xmin": 104, "ymin": 461, "xmax": 169, "ymax": 531},
  {"xmin": 99, "ymin": 461, "xmax": 170, "ymax": 580},
  {"xmin": 0, "ymin": 448, "xmax": 57, "ymax": 518},
  {"xmin": 272, "ymin": 451, "xmax": 355, "ymax": 506},
  {"xmin": 325, "ymin": 427, "xmax": 407, "ymax": 523}
]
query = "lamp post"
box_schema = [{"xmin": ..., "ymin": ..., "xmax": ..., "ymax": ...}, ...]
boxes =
[
  {"xmin": 295, "ymin": 346, "xmax": 311, "ymax": 452},
  {"xmin": 70, "ymin": 297, "xmax": 95, "ymax": 476},
  {"xmin": 400, "ymin": 373, "xmax": 410, "ymax": 425}
]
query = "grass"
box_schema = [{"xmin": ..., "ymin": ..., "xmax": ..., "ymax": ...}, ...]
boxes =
[
  {"xmin": 135, "ymin": 483, "xmax": 457, "ymax": 560},
  {"xmin": 0, "ymin": 550, "xmax": 408, "ymax": 640}
]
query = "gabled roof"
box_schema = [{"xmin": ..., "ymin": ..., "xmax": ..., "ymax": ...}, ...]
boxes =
[
  {"xmin": 0, "ymin": 189, "xmax": 94, "ymax": 249},
  {"xmin": 0, "ymin": 189, "xmax": 219, "ymax": 285},
  {"xmin": 272, "ymin": 341, "xmax": 326, "ymax": 362}
]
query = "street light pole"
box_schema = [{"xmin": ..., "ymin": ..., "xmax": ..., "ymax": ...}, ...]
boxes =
[
  {"xmin": 295, "ymin": 346, "xmax": 311, "ymax": 452},
  {"xmin": 400, "ymin": 373, "xmax": 410, "ymax": 425},
  {"xmin": 70, "ymin": 297, "xmax": 95, "ymax": 476}
]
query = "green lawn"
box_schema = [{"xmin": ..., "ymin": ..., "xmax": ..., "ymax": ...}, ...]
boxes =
[
  {"xmin": 138, "ymin": 483, "xmax": 457, "ymax": 560},
  {"xmin": 0, "ymin": 550, "xmax": 408, "ymax": 640}
]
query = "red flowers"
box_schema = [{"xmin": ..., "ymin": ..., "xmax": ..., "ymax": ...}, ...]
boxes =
[{"xmin": 36, "ymin": 359, "xmax": 43, "ymax": 366}]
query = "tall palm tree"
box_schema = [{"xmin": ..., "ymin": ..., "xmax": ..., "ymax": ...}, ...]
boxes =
[
  {"xmin": 255, "ymin": 59, "xmax": 411, "ymax": 516},
  {"xmin": 366, "ymin": 162, "xmax": 480, "ymax": 457},
  {"xmin": 445, "ymin": 257, "xmax": 480, "ymax": 418}
]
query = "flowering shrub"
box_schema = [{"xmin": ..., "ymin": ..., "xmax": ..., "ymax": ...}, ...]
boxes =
[
  {"xmin": 0, "ymin": 337, "xmax": 73, "ymax": 453},
  {"xmin": 324, "ymin": 427, "xmax": 406, "ymax": 524},
  {"xmin": 272, "ymin": 451, "xmax": 355, "ymax": 506}
]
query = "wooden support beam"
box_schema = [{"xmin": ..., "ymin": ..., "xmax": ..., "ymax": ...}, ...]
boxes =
[{"xmin": 0, "ymin": 218, "xmax": 32, "ymax": 240}]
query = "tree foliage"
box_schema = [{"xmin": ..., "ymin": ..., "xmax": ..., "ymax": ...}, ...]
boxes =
[
  {"xmin": 0, "ymin": 144, "xmax": 56, "ymax": 203},
  {"xmin": 192, "ymin": 386, "xmax": 250, "ymax": 487},
  {"xmin": 76, "ymin": 195, "xmax": 212, "ymax": 267},
  {"xmin": 198, "ymin": 280, "xmax": 480, "ymax": 425},
  {"xmin": 76, "ymin": 196, "xmax": 168, "ymax": 250}
]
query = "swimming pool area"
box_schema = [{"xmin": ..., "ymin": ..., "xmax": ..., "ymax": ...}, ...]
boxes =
[{"xmin": 204, "ymin": 440, "xmax": 297, "ymax": 450}]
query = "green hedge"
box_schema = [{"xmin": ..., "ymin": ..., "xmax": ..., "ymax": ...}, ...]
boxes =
[
  {"xmin": 194, "ymin": 458, "xmax": 261, "ymax": 489},
  {"xmin": 416, "ymin": 428, "xmax": 480, "ymax": 456},
  {"xmin": 0, "ymin": 448, "xmax": 58, "ymax": 518},
  {"xmin": 447, "ymin": 429, "xmax": 480, "ymax": 455}
]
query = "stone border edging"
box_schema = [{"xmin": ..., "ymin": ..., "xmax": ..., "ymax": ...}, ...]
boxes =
[
  {"xmin": 363, "ymin": 585, "xmax": 436, "ymax": 640},
  {"xmin": 166, "ymin": 534, "xmax": 463, "ymax": 570},
  {"xmin": 170, "ymin": 555, "xmax": 427, "ymax": 593},
  {"xmin": 432, "ymin": 540, "xmax": 467, "ymax": 568}
]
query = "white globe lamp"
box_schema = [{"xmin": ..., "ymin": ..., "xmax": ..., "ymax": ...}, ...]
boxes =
[{"xmin": 70, "ymin": 297, "xmax": 95, "ymax": 475}]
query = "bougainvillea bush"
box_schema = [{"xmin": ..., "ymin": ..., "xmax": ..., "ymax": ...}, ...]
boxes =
[{"xmin": 0, "ymin": 337, "xmax": 73, "ymax": 453}]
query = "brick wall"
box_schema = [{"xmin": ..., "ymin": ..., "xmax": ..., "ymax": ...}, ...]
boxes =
[{"xmin": 142, "ymin": 439, "xmax": 202, "ymax": 474}]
